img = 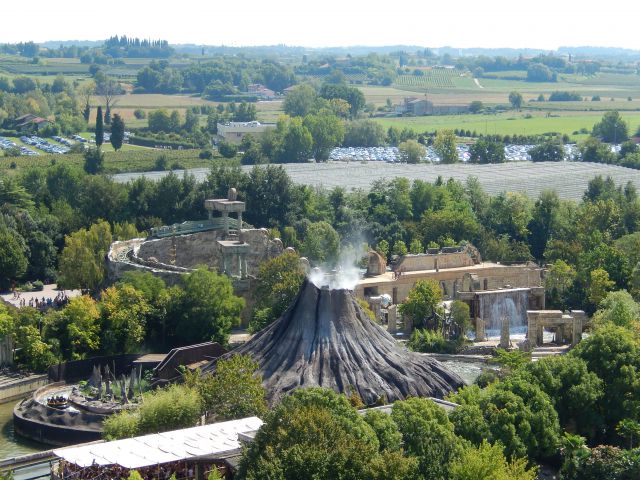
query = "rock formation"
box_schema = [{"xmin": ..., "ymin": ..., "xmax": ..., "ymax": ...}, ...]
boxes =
[{"xmin": 205, "ymin": 279, "xmax": 463, "ymax": 405}]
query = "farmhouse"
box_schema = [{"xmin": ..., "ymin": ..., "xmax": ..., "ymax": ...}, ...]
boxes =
[
  {"xmin": 216, "ymin": 121, "xmax": 276, "ymax": 144},
  {"xmin": 11, "ymin": 114, "xmax": 50, "ymax": 132},
  {"xmin": 395, "ymin": 97, "xmax": 469, "ymax": 116},
  {"xmin": 247, "ymin": 83, "xmax": 277, "ymax": 99}
]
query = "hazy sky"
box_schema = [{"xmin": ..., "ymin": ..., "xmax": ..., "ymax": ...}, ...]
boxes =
[{"xmin": 2, "ymin": 0, "xmax": 639, "ymax": 50}]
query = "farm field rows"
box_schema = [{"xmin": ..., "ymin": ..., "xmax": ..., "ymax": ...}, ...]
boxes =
[
  {"xmin": 111, "ymin": 161, "xmax": 640, "ymax": 202},
  {"xmin": 0, "ymin": 148, "xmax": 212, "ymax": 175},
  {"xmin": 373, "ymin": 111, "xmax": 640, "ymax": 138}
]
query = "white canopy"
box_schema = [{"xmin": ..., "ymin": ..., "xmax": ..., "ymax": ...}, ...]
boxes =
[{"xmin": 53, "ymin": 416, "xmax": 263, "ymax": 470}]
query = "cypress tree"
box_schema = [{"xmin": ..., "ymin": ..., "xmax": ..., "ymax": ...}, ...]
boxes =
[
  {"xmin": 110, "ymin": 114, "xmax": 125, "ymax": 151},
  {"xmin": 95, "ymin": 106, "xmax": 104, "ymax": 146}
]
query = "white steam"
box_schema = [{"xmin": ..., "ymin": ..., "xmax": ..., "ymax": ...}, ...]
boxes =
[{"xmin": 308, "ymin": 238, "xmax": 368, "ymax": 291}]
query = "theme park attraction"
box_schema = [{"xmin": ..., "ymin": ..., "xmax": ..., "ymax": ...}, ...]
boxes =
[{"xmin": 204, "ymin": 277, "xmax": 464, "ymax": 405}]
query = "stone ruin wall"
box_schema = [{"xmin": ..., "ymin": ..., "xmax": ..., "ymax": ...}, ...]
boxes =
[
  {"xmin": 106, "ymin": 228, "xmax": 284, "ymax": 286},
  {"xmin": 135, "ymin": 228, "xmax": 283, "ymax": 276}
]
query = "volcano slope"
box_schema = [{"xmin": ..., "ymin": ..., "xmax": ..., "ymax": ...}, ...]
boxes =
[{"xmin": 204, "ymin": 279, "xmax": 464, "ymax": 405}]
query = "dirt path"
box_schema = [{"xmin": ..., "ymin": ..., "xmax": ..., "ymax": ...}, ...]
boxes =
[{"xmin": 474, "ymin": 78, "xmax": 484, "ymax": 89}]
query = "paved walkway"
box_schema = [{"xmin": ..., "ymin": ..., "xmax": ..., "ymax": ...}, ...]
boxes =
[{"xmin": 0, "ymin": 284, "xmax": 81, "ymax": 309}]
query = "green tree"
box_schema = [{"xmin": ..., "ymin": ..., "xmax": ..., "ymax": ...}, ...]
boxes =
[
  {"xmin": 58, "ymin": 221, "xmax": 112, "ymax": 291},
  {"xmin": 168, "ymin": 268, "xmax": 244, "ymax": 346},
  {"xmin": 195, "ymin": 355, "xmax": 267, "ymax": 421},
  {"xmin": 275, "ymin": 116, "xmax": 313, "ymax": 163},
  {"xmin": 250, "ymin": 252, "xmax": 305, "ymax": 332},
  {"xmin": 571, "ymin": 326, "xmax": 640, "ymax": 436},
  {"xmin": 449, "ymin": 380, "xmax": 560, "ymax": 460},
  {"xmin": 468, "ymin": 100, "xmax": 484, "ymax": 113},
  {"xmin": 450, "ymin": 300, "xmax": 471, "ymax": 337},
  {"xmin": 450, "ymin": 440, "xmax": 537, "ymax": 480},
  {"xmin": 62, "ymin": 296, "xmax": 101, "ymax": 359},
  {"xmin": 587, "ymin": 268, "xmax": 615, "ymax": 307},
  {"xmin": 304, "ymin": 112, "xmax": 345, "ymax": 161},
  {"xmin": 580, "ymin": 137, "xmax": 616, "ymax": 163},
  {"xmin": 83, "ymin": 147, "xmax": 104, "ymax": 174},
  {"xmin": 95, "ymin": 106, "xmax": 104, "ymax": 146},
  {"xmin": 529, "ymin": 140, "xmax": 565, "ymax": 162},
  {"xmin": 509, "ymin": 91, "xmax": 523, "ymax": 109},
  {"xmin": 399, "ymin": 280, "xmax": 443, "ymax": 330},
  {"xmin": 399, "ymin": 139, "xmax": 426, "ymax": 164},
  {"xmin": 409, "ymin": 238, "xmax": 423, "ymax": 254},
  {"xmin": 518, "ymin": 356, "xmax": 604, "ymax": 441},
  {"xmin": 392, "ymin": 240, "xmax": 408, "ymax": 257},
  {"xmin": 392, "ymin": 397, "xmax": 464, "ymax": 480},
  {"xmin": 100, "ymin": 284, "xmax": 150, "ymax": 354},
  {"xmin": 469, "ymin": 139, "xmax": 505, "ymax": 164},
  {"xmin": 301, "ymin": 221, "xmax": 340, "ymax": 263},
  {"xmin": 343, "ymin": 119, "xmax": 386, "ymax": 147},
  {"xmin": 283, "ymin": 84, "xmax": 317, "ymax": 117},
  {"xmin": 110, "ymin": 113, "xmax": 125, "ymax": 151},
  {"xmin": 593, "ymin": 290, "xmax": 640, "ymax": 330},
  {"xmin": 433, "ymin": 129, "xmax": 458, "ymax": 164},
  {"xmin": 0, "ymin": 228, "xmax": 27, "ymax": 290},
  {"xmin": 545, "ymin": 260, "xmax": 576, "ymax": 309},
  {"xmin": 592, "ymin": 110, "xmax": 629, "ymax": 143},
  {"xmin": 217, "ymin": 141, "xmax": 237, "ymax": 158},
  {"xmin": 238, "ymin": 388, "xmax": 414, "ymax": 480}
]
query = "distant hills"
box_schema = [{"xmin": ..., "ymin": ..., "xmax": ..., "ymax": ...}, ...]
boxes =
[{"xmin": 34, "ymin": 40, "xmax": 640, "ymax": 59}]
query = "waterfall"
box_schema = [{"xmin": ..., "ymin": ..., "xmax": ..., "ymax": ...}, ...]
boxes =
[{"xmin": 478, "ymin": 289, "xmax": 529, "ymax": 336}]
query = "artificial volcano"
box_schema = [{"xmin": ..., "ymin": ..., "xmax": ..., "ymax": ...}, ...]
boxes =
[{"xmin": 205, "ymin": 279, "xmax": 464, "ymax": 405}]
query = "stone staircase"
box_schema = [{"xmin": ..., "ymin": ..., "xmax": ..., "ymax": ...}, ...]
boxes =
[{"xmin": 531, "ymin": 344, "xmax": 571, "ymax": 361}]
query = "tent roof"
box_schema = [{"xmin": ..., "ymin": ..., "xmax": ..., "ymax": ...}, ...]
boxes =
[{"xmin": 53, "ymin": 417, "xmax": 263, "ymax": 470}]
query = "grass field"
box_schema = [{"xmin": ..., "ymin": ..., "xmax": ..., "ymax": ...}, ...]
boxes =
[
  {"xmin": 373, "ymin": 111, "xmax": 640, "ymax": 139},
  {"xmin": 0, "ymin": 148, "xmax": 214, "ymax": 176}
]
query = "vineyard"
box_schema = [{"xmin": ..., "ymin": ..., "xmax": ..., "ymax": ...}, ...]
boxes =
[
  {"xmin": 0, "ymin": 149, "xmax": 213, "ymax": 176},
  {"xmin": 394, "ymin": 69, "xmax": 468, "ymax": 89}
]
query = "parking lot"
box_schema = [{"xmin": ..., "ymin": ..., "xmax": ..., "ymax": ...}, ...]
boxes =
[
  {"xmin": 0, "ymin": 131, "xmax": 126, "ymax": 157},
  {"xmin": 329, "ymin": 144, "xmax": 581, "ymax": 163}
]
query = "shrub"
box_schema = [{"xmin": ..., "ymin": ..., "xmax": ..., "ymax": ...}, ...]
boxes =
[
  {"xmin": 199, "ymin": 149, "xmax": 213, "ymax": 159},
  {"xmin": 408, "ymin": 329, "xmax": 458, "ymax": 353},
  {"xmin": 32, "ymin": 281, "xmax": 44, "ymax": 291},
  {"xmin": 133, "ymin": 109, "xmax": 146, "ymax": 119}
]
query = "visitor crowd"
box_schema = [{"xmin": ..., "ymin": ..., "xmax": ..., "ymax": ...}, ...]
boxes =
[{"xmin": 11, "ymin": 291, "xmax": 70, "ymax": 310}]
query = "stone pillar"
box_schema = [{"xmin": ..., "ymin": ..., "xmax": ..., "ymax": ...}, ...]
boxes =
[
  {"xmin": 240, "ymin": 253, "xmax": 248, "ymax": 279},
  {"xmin": 222, "ymin": 252, "xmax": 230, "ymax": 275},
  {"xmin": 571, "ymin": 317, "xmax": 581, "ymax": 346},
  {"xmin": 475, "ymin": 317, "xmax": 486, "ymax": 341},
  {"xmin": 222, "ymin": 212, "xmax": 229, "ymax": 236},
  {"xmin": 528, "ymin": 318, "xmax": 538, "ymax": 348},
  {"xmin": 387, "ymin": 305, "xmax": 397, "ymax": 334},
  {"xmin": 237, "ymin": 211, "xmax": 243, "ymax": 231},
  {"xmin": 499, "ymin": 316, "xmax": 510, "ymax": 349},
  {"xmin": 403, "ymin": 314, "xmax": 413, "ymax": 334}
]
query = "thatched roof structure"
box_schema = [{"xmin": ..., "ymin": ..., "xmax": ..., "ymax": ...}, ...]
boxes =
[{"xmin": 204, "ymin": 279, "xmax": 464, "ymax": 405}]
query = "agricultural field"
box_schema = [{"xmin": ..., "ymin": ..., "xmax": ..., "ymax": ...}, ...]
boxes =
[
  {"xmin": 0, "ymin": 148, "xmax": 213, "ymax": 176},
  {"xmin": 111, "ymin": 160, "xmax": 640, "ymax": 202},
  {"xmin": 373, "ymin": 110, "xmax": 640, "ymax": 139},
  {"xmin": 394, "ymin": 69, "xmax": 475, "ymax": 89},
  {"xmin": 383, "ymin": 70, "xmax": 640, "ymax": 109}
]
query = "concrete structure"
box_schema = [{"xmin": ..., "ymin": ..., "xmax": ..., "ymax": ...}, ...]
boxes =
[
  {"xmin": 526, "ymin": 310, "xmax": 586, "ymax": 348},
  {"xmin": 247, "ymin": 83, "xmax": 276, "ymax": 99},
  {"xmin": 12, "ymin": 114, "xmax": 50, "ymax": 132},
  {"xmin": 216, "ymin": 121, "xmax": 276, "ymax": 145},
  {"xmin": 356, "ymin": 244, "xmax": 545, "ymax": 337},
  {"xmin": 394, "ymin": 98, "xmax": 470, "ymax": 116},
  {"xmin": 106, "ymin": 189, "xmax": 285, "ymax": 323}
]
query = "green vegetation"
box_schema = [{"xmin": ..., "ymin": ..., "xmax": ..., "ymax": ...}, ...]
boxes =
[{"xmin": 104, "ymin": 354, "xmax": 267, "ymax": 439}]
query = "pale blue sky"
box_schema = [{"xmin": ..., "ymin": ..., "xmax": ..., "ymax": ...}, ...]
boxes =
[{"xmin": 2, "ymin": 0, "xmax": 639, "ymax": 50}]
